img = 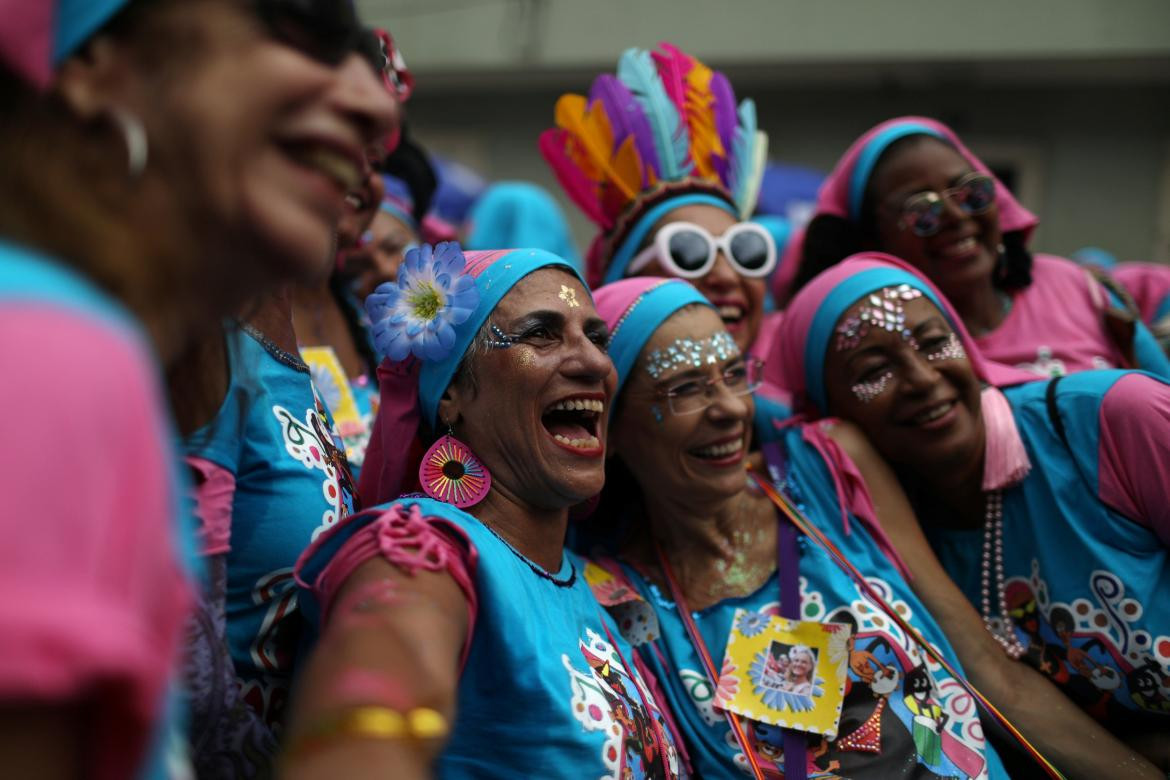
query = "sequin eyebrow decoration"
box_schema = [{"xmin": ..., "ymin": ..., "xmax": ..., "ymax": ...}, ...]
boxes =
[
  {"xmin": 558, "ymin": 284, "xmax": 580, "ymax": 308},
  {"xmin": 486, "ymin": 323, "xmax": 514, "ymax": 350},
  {"xmin": 925, "ymin": 332, "xmax": 967, "ymax": 362},
  {"xmin": 851, "ymin": 371, "xmax": 894, "ymax": 403},
  {"xmin": 835, "ymin": 285, "xmax": 924, "ymax": 352},
  {"xmin": 644, "ymin": 332, "xmax": 740, "ymax": 380}
]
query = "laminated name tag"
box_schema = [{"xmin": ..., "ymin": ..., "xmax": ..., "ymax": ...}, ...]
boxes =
[{"xmin": 714, "ymin": 609, "xmax": 849, "ymax": 738}]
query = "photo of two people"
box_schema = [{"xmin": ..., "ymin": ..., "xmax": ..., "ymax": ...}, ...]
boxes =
[{"xmin": 758, "ymin": 641, "xmax": 819, "ymax": 697}]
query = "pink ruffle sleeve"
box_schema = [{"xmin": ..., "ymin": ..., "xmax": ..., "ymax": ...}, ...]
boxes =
[
  {"xmin": 186, "ymin": 456, "xmax": 236, "ymax": 556},
  {"xmin": 0, "ymin": 307, "xmax": 191, "ymax": 779},
  {"xmin": 1097, "ymin": 373, "xmax": 1170, "ymax": 547},
  {"xmin": 298, "ymin": 503, "xmax": 480, "ymax": 669}
]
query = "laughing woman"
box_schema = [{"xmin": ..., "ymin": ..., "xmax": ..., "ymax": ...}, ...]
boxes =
[
  {"xmin": 792, "ymin": 116, "xmax": 1170, "ymax": 381},
  {"xmin": 774, "ymin": 253, "xmax": 1170, "ymax": 766},
  {"xmin": 286, "ymin": 246, "xmax": 686, "ymax": 779},
  {"xmin": 589, "ymin": 276, "xmax": 1158, "ymax": 779},
  {"xmin": 542, "ymin": 44, "xmax": 793, "ymax": 412}
]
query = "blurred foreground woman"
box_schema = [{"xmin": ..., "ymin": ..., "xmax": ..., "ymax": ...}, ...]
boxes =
[{"xmin": 0, "ymin": 1, "xmax": 394, "ymax": 776}]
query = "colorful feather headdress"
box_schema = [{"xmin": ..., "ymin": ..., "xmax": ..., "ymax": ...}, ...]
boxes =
[{"xmin": 540, "ymin": 42, "xmax": 768, "ymax": 285}]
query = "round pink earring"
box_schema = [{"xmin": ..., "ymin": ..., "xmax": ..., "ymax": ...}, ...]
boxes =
[{"xmin": 419, "ymin": 424, "xmax": 491, "ymax": 508}]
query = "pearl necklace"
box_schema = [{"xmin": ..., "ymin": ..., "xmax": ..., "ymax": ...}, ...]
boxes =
[{"xmin": 980, "ymin": 490, "xmax": 1027, "ymax": 659}]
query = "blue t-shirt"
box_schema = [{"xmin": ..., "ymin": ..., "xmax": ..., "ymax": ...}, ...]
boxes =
[
  {"xmin": 299, "ymin": 496, "xmax": 687, "ymax": 780},
  {"xmin": 927, "ymin": 371, "xmax": 1170, "ymax": 732},
  {"xmin": 613, "ymin": 425, "xmax": 1007, "ymax": 779},
  {"xmin": 185, "ymin": 323, "xmax": 357, "ymax": 730}
]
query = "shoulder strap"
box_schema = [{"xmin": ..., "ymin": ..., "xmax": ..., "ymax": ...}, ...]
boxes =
[{"xmin": 1044, "ymin": 376, "xmax": 1070, "ymax": 451}]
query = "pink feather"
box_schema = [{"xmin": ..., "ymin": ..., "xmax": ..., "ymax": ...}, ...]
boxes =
[
  {"xmin": 539, "ymin": 129, "xmax": 610, "ymax": 229},
  {"xmin": 651, "ymin": 43, "xmax": 691, "ymax": 131}
]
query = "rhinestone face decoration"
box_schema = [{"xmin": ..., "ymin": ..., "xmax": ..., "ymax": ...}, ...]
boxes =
[
  {"xmin": 925, "ymin": 332, "xmax": 967, "ymax": 363},
  {"xmin": 645, "ymin": 332, "xmax": 740, "ymax": 380},
  {"xmin": 850, "ymin": 371, "xmax": 894, "ymax": 403},
  {"xmin": 486, "ymin": 324, "xmax": 514, "ymax": 350},
  {"xmin": 835, "ymin": 285, "xmax": 924, "ymax": 352}
]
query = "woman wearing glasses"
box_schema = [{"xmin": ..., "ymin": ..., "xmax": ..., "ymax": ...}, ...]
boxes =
[
  {"xmin": 588, "ymin": 276, "xmax": 1155, "ymax": 779},
  {"xmin": 541, "ymin": 44, "xmax": 777, "ymax": 367},
  {"xmin": 792, "ymin": 116, "xmax": 1170, "ymax": 380}
]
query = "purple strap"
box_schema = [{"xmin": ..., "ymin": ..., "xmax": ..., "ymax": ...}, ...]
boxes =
[{"xmin": 762, "ymin": 441, "xmax": 808, "ymax": 780}]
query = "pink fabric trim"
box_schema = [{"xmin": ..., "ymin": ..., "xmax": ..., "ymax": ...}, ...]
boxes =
[
  {"xmin": 298, "ymin": 504, "xmax": 480, "ymax": 671},
  {"xmin": 1113, "ymin": 262, "xmax": 1170, "ymax": 323},
  {"xmin": 811, "ymin": 115, "xmax": 1039, "ymax": 242},
  {"xmin": 979, "ymin": 387, "xmax": 1032, "ymax": 491},
  {"xmin": 0, "ymin": 3, "xmax": 53, "ymax": 88},
  {"xmin": 1097, "ymin": 373, "xmax": 1170, "ymax": 547},
  {"xmin": 186, "ymin": 456, "xmax": 236, "ymax": 556},
  {"xmin": 796, "ymin": 419, "xmax": 913, "ymax": 581},
  {"xmin": 357, "ymin": 357, "xmax": 421, "ymax": 507}
]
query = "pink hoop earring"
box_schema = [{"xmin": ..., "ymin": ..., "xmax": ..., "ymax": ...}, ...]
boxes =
[{"xmin": 419, "ymin": 424, "xmax": 491, "ymax": 508}]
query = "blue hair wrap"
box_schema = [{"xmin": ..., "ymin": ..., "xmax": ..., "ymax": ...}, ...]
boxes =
[
  {"xmin": 847, "ymin": 122, "xmax": 943, "ymax": 221},
  {"xmin": 604, "ymin": 193, "xmax": 737, "ymax": 284},
  {"xmin": 53, "ymin": 0, "xmax": 129, "ymax": 63},
  {"xmin": 804, "ymin": 266, "xmax": 948, "ymax": 411},
  {"xmin": 418, "ymin": 248, "xmax": 587, "ymax": 427},
  {"xmin": 608, "ymin": 280, "xmax": 713, "ymax": 397}
]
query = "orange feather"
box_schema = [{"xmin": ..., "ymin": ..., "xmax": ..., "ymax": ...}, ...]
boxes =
[
  {"xmin": 682, "ymin": 61, "xmax": 726, "ymax": 178},
  {"xmin": 555, "ymin": 94, "xmax": 639, "ymax": 201}
]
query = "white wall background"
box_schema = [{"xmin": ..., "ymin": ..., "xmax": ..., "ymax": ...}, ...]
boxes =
[{"xmin": 361, "ymin": 0, "xmax": 1170, "ymax": 262}]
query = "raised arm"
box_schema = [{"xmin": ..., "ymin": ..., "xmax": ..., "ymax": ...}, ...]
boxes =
[
  {"xmin": 826, "ymin": 420, "xmax": 1164, "ymax": 778},
  {"xmin": 282, "ymin": 507, "xmax": 472, "ymax": 779}
]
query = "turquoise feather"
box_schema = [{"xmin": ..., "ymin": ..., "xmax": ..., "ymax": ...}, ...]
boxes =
[
  {"xmin": 729, "ymin": 98, "xmax": 760, "ymax": 209},
  {"xmin": 616, "ymin": 48, "xmax": 692, "ymax": 181}
]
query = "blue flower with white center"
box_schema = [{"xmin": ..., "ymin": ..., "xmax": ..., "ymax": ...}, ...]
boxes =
[
  {"xmin": 736, "ymin": 610, "xmax": 769, "ymax": 637},
  {"xmin": 366, "ymin": 242, "xmax": 480, "ymax": 362}
]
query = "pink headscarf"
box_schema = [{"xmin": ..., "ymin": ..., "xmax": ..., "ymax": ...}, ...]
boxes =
[
  {"xmin": 812, "ymin": 116, "xmax": 1039, "ymax": 244},
  {"xmin": 771, "ymin": 252, "xmax": 1035, "ymax": 489}
]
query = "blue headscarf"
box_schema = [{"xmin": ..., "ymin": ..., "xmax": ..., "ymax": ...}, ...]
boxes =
[
  {"xmin": 594, "ymin": 277, "xmax": 714, "ymax": 397},
  {"xmin": 416, "ymin": 248, "xmax": 587, "ymax": 427}
]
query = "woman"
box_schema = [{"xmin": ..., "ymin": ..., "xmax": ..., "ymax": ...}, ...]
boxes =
[
  {"xmin": 592, "ymin": 275, "xmax": 1156, "ymax": 778},
  {"xmin": 0, "ymin": 1, "xmax": 395, "ymax": 776},
  {"xmin": 774, "ymin": 252, "xmax": 1170, "ymax": 762},
  {"xmin": 541, "ymin": 44, "xmax": 775, "ymax": 362},
  {"xmin": 287, "ymin": 245, "xmax": 686, "ymax": 779},
  {"xmin": 792, "ymin": 116, "xmax": 1170, "ymax": 380}
]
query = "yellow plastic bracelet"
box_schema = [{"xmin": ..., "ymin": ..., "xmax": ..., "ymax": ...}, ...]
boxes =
[{"xmin": 285, "ymin": 706, "xmax": 448, "ymax": 761}]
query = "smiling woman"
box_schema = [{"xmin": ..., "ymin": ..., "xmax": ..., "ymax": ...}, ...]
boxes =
[
  {"xmin": 776, "ymin": 252, "xmax": 1170, "ymax": 768},
  {"xmin": 790, "ymin": 116, "xmax": 1170, "ymax": 383},
  {"xmin": 285, "ymin": 246, "xmax": 687, "ymax": 779}
]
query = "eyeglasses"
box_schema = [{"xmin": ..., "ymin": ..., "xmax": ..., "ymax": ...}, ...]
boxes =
[
  {"xmin": 894, "ymin": 172, "xmax": 996, "ymax": 237},
  {"xmin": 628, "ymin": 221, "xmax": 777, "ymax": 279},
  {"xmin": 254, "ymin": 0, "xmax": 364, "ymax": 66},
  {"xmin": 658, "ymin": 357, "xmax": 764, "ymax": 415}
]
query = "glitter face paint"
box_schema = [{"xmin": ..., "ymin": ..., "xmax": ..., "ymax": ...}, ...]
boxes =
[
  {"xmin": 850, "ymin": 371, "xmax": 894, "ymax": 403},
  {"xmin": 925, "ymin": 332, "xmax": 966, "ymax": 362},
  {"xmin": 644, "ymin": 332, "xmax": 740, "ymax": 380},
  {"xmin": 558, "ymin": 284, "xmax": 580, "ymax": 308},
  {"xmin": 835, "ymin": 285, "xmax": 924, "ymax": 352}
]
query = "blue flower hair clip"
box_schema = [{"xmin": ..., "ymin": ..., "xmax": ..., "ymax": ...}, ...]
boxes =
[{"xmin": 366, "ymin": 242, "xmax": 480, "ymax": 362}]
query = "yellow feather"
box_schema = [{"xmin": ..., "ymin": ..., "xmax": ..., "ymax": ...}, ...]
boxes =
[
  {"xmin": 683, "ymin": 63, "xmax": 725, "ymax": 179},
  {"xmin": 554, "ymin": 95, "xmax": 638, "ymax": 201}
]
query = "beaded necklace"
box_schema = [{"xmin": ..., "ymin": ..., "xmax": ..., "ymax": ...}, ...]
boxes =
[
  {"xmin": 481, "ymin": 517, "xmax": 577, "ymax": 588},
  {"xmin": 239, "ymin": 321, "xmax": 310, "ymax": 374},
  {"xmin": 979, "ymin": 489, "xmax": 1027, "ymax": 659}
]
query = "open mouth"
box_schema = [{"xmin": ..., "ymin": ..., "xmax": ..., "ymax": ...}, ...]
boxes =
[
  {"xmin": 281, "ymin": 140, "xmax": 363, "ymax": 194},
  {"xmin": 541, "ymin": 395, "xmax": 604, "ymax": 455},
  {"xmin": 935, "ymin": 235, "xmax": 979, "ymax": 260},
  {"xmin": 688, "ymin": 434, "xmax": 744, "ymax": 464},
  {"xmin": 714, "ymin": 302, "xmax": 746, "ymax": 329}
]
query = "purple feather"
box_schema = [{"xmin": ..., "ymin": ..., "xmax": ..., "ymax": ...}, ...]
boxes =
[
  {"xmin": 709, "ymin": 71, "xmax": 738, "ymax": 181},
  {"xmin": 589, "ymin": 74, "xmax": 659, "ymax": 187}
]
